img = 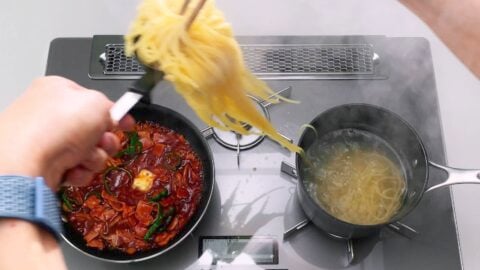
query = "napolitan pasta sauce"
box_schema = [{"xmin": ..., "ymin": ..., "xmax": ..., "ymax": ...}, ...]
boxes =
[{"xmin": 61, "ymin": 122, "xmax": 203, "ymax": 254}]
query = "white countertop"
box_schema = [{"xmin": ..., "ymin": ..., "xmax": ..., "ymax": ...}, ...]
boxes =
[{"xmin": 1, "ymin": 0, "xmax": 479, "ymax": 269}]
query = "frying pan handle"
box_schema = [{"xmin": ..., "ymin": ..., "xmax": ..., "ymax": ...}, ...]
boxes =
[
  {"xmin": 427, "ymin": 161, "xmax": 480, "ymax": 192},
  {"xmin": 129, "ymin": 68, "xmax": 165, "ymax": 105}
]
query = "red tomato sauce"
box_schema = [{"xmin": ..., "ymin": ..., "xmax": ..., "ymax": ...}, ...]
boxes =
[{"xmin": 61, "ymin": 122, "xmax": 203, "ymax": 254}]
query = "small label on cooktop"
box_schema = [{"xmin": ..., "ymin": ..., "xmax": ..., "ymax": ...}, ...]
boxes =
[{"xmin": 199, "ymin": 236, "xmax": 279, "ymax": 265}]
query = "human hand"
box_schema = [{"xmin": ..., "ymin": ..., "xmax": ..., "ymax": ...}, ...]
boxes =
[{"xmin": 0, "ymin": 76, "xmax": 134, "ymax": 189}]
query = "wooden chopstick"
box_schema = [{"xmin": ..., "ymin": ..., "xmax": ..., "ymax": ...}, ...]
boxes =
[
  {"xmin": 180, "ymin": 0, "xmax": 191, "ymax": 15},
  {"xmin": 185, "ymin": 0, "xmax": 207, "ymax": 29}
]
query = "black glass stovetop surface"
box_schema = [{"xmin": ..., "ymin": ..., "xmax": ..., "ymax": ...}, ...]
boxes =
[{"xmin": 46, "ymin": 35, "xmax": 462, "ymax": 270}]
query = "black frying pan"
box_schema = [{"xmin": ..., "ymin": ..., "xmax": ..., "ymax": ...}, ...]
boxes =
[
  {"xmin": 296, "ymin": 104, "xmax": 480, "ymax": 239},
  {"xmin": 61, "ymin": 103, "xmax": 215, "ymax": 262}
]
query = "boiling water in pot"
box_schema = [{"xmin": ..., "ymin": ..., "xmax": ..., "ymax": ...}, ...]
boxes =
[{"xmin": 302, "ymin": 128, "xmax": 407, "ymax": 225}]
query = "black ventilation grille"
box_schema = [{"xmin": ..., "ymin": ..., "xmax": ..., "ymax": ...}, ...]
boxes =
[
  {"xmin": 100, "ymin": 43, "xmax": 375, "ymax": 77},
  {"xmin": 103, "ymin": 44, "xmax": 145, "ymax": 75},
  {"xmin": 242, "ymin": 44, "xmax": 374, "ymax": 75}
]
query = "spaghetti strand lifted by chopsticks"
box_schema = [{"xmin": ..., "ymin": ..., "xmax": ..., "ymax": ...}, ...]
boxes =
[{"xmin": 125, "ymin": 0, "xmax": 301, "ymax": 153}]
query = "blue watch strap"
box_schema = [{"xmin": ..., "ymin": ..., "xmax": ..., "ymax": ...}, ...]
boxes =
[{"xmin": 0, "ymin": 176, "xmax": 61, "ymax": 239}]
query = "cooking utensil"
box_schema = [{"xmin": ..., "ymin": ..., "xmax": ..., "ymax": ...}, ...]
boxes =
[
  {"xmin": 294, "ymin": 104, "xmax": 480, "ymax": 239},
  {"xmin": 184, "ymin": 0, "xmax": 207, "ymax": 29},
  {"xmin": 109, "ymin": 68, "xmax": 164, "ymax": 122},
  {"xmin": 110, "ymin": 0, "xmax": 208, "ymax": 122},
  {"xmin": 62, "ymin": 103, "xmax": 215, "ymax": 262}
]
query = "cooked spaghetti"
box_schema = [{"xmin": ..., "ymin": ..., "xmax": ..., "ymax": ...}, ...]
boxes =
[
  {"xmin": 124, "ymin": 0, "xmax": 301, "ymax": 153},
  {"xmin": 306, "ymin": 139, "xmax": 406, "ymax": 225}
]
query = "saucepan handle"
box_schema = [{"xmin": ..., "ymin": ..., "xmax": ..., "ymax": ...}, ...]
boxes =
[
  {"xmin": 427, "ymin": 161, "xmax": 480, "ymax": 192},
  {"xmin": 281, "ymin": 162, "xmax": 298, "ymax": 180}
]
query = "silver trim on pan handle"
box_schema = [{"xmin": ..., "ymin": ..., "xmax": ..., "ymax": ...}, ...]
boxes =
[{"xmin": 427, "ymin": 161, "xmax": 480, "ymax": 192}]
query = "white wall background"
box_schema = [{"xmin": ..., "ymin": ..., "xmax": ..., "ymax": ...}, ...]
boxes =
[{"xmin": 1, "ymin": 1, "xmax": 479, "ymax": 269}]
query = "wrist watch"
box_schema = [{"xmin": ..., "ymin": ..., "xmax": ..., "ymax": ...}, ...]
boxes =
[{"xmin": 0, "ymin": 175, "xmax": 61, "ymax": 239}]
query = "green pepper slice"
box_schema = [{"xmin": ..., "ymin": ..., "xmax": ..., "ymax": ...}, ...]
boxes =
[
  {"xmin": 149, "ymin": 188, "xmax": 168, "ymax": 202},
  {"xmin": 61, "ymin": 191, "xmax": 74, "ymax": 211},
  {"xmin": 116, "ymin": 131, "xmax": 143, "ymax": 158},
  {"xmin": 144, "ymin": 205, "xmax": 175, "ymax": 241},
  {"xmin": 144, "ymin": 203, "xmax": 164, "ymax": 241},
  {"xmin": 102, "ymin": 166, "xmax": 133, "ymax": 195}
]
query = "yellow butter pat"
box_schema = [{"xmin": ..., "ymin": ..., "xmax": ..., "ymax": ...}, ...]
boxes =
[{"xmin": 132, "ymin": 169, "xmax": 155, "ymax": 192}]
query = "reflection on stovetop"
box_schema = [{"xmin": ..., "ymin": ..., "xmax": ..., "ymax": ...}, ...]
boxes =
[
  {"xmin": 283, "ymin": 191, "xmax": 375, "ymax": 268},
  {"xmin": 282, "ymin": 186, "xmax": 425, "ymax": 269}
]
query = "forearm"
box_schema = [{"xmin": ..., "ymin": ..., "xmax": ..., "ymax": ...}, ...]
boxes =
[
  {"xmin": 0, "ymin": 219, "xmax": 67, "ymax": 270},
  {"xmin": 0, "ymin": 116, "xmax": 66, "ymax": 269},
  {"xmin": 400, "ymin": 0, "xmax": 480, "ymax": 78},
  {"xmin": 0, "ymin": 76, "xmax": 129, "ymax": 269}
]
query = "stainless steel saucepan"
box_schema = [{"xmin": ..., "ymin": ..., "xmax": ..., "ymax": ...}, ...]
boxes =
[{"xmin": 289, "ymin": 103, "xmax": 480, "ymax": 239}]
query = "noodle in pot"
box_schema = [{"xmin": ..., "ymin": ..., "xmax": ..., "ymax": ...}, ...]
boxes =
[{"xmin": 305, "ymin": 130, "xmax": 406, "ymax": 225}]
